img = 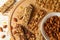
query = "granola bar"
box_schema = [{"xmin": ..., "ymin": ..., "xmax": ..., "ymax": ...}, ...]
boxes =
[{"xmin": 0, "ymin": 0, "xmax": 15, "ymax": 13}]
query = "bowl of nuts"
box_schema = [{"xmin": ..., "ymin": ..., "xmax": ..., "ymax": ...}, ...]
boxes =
[{"xmin": 39, "ymin": 12, "xmax": 60, "ymax": 40}]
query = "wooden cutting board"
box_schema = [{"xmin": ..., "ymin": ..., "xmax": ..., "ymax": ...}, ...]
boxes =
[{"xmin": 6, "ymin": 0, "xmax": 60, "ymax": 40}]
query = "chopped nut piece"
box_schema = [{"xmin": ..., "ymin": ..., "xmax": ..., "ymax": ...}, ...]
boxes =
[
  {"xmin": 13, "ymin": 18, "xmax": 17, "ymax": 22},
  {"xmin": 3, "ymin": 25, "xmax": 7, "ymax": 28},
  {"xmin": 2, "ymin": 35, "xmax": 5, "ymax": 38},
  {"xmin": 44, "ymin": 16, "xmax": 60, "ymax": 40}
]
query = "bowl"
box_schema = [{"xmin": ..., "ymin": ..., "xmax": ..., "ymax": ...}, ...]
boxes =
[{"xmin": 38, "ymin": 12, "xmax": 60, "ymax": 40}]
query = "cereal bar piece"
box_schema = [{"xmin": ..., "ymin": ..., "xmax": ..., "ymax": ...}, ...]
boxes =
[
  {"xmin": 10, "ymin": 4, "xmax": 33, "ymax": 40},
  {"xmin": 0, "ymin": 0, "xmax": 15, "ymax": 13}
]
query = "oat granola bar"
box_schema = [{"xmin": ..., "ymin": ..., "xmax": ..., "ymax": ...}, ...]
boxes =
[{"xmin": 0, "ymin": 0, "xmax": 15, "ymax": 13}]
